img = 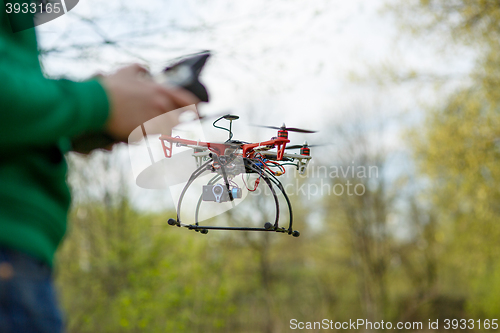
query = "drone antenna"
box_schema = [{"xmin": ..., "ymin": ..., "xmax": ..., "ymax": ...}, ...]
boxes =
[
  {"xmin": 213, "ymin": 114, "xmax": 239, "ymax": 141},
  {"xmin": 228, "ymin": 119, "xmax": 233, "ymax": 141}
]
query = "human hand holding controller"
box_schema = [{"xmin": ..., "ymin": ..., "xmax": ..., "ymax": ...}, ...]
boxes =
[
  {"xmin": 72, "ymin": 51, "xmax": 210, "ymax": 153},
  {"xmin": 155, "ymin": 51, "xmax": 210, "ymax": 103}
]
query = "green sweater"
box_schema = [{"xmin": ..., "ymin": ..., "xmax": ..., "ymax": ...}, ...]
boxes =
[{"xmin": 0, "ymin": 5, "xmax": 110, "ymax": 266}]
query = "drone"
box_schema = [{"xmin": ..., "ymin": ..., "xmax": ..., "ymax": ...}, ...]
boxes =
[
  {"xmin": 158, "ymin": 114, "xmax": 319, "ymax": 237},
  {"xmin": 134, "ymin": 51, "xmax": 318, "ymax": 237}
]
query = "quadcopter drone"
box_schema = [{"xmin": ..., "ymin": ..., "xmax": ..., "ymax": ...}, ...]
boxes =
[
  {"xmin": 159, "ymin": 114, "xmax": 319, "ymax": 237},
  {"xmin": 135, "ymin": 51, "xmax": 319, "ymax": 237}
]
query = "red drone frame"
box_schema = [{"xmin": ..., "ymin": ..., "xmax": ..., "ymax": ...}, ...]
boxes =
[{"xmin": 153, "ymin": 114, "xmax": 317, "ymax": 237}]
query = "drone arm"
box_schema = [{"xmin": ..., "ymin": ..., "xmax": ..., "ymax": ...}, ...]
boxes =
[
  {"xmin": 242, "ymin": 137, "xmax": 290, "ymax": 160},
  {"xmin": 159, "ymin": 135, "xmax": 228, "ymax": 157}
]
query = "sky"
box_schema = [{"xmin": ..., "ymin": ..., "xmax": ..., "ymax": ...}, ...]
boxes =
[
  {"xmin": 37, "ymin": 0, "xmax": 407, "ymax": 122},
  {"xmin": 37, "ymin": 0, "xmax": 473, "ymax": 136},
  {"xmin": 36, "ymin": 0, "xmax": 475, "ymax": 216}
]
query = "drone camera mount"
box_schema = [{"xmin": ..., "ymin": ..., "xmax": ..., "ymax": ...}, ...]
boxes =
[{"xmin": 202, "ymin": 184, "xmax": 242, "ymax": 203}]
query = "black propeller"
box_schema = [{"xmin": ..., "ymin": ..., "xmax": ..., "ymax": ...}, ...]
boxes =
[
  {"xmin": 285, "ymin": 142, "xmax": 330, "ymax": 150},
  {"xmin": 251, "ymin": 123, "xmax": 317, "ymax": 134}
]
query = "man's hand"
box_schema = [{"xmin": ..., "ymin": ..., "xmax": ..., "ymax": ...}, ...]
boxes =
[{"xmin": 100, "ymin": 64, "xmax": 200, "ymax": 141}]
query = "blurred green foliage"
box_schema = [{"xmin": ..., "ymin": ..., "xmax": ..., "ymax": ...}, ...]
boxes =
[{"xmin": 401, "ymin": 0, "xmax": 500, "ymax": 321}]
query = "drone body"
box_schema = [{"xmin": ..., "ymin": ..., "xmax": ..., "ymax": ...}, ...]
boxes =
[{"xmin": 160, "ymin": 115, "xmax": 316, "ymax": 237}]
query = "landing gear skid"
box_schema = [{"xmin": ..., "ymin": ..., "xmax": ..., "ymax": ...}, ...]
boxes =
[{"xmin": 167, "ymin": 218, "xmax": 300, "ymax": 237}]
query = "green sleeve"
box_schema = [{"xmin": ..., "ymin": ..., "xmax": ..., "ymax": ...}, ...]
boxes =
[
  {"xmin": 0, "ymin": 6, "xmax": 110, "ymax": 152},
  {"xmin": 0, "ymin": 66, "xmax": 110, "ymax": 151}
]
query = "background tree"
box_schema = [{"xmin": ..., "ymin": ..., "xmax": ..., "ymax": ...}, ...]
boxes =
[{"xmin": 390, "ymin": 0, "xmax": 500, "ymax": 319}]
